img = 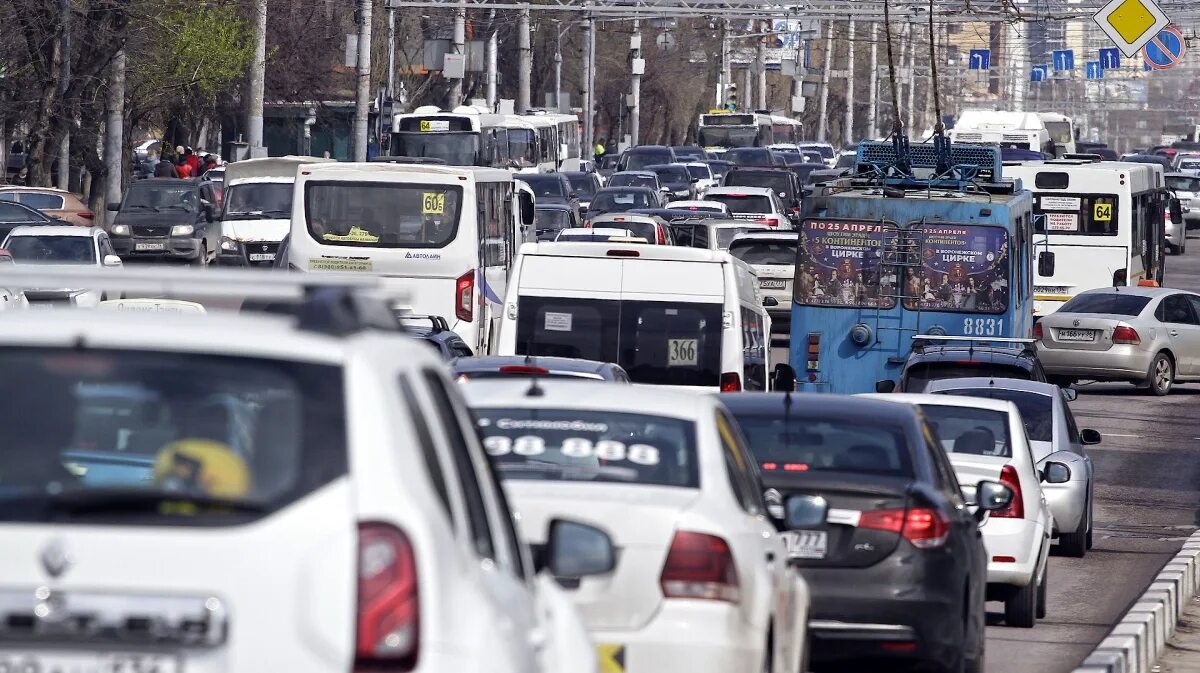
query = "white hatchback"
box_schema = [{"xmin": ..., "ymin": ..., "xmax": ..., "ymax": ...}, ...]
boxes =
[{"xmin": 464, "ymin": 379, "xmax": 811, "ymax": 673}]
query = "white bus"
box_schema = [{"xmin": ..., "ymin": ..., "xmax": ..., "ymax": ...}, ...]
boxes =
[
  {"xmin": 217, "ymin": 156, "xmax": 324, "ymax": 267},
  {"xmin": 504, "ymin": 115, "xmax": 559, "ymax": 172},
  {"xmin": 289, "ymin": 162, "xmax": 524, "ymax": 353},
  {"xmin": 527, "ymin": 111, "xmax": 582, "ymax": 171},
  {"xmin": 391, "ymin": 105, "xmax": 513, "ymax": 168},
  {"xmin": 1004, "ymin": 160, "xmax": 1169, "ymax": 316},
  {"xmin": 696, "ymin": 111, "xmax": 774, "ymax": 151},
  {"xmin": 1037, "ymin": 113, "xmax": 1077, "ymax": 156},
  {"xmin": 950, "ymin": 111, "xmax": 1054, "ymax": 156}
]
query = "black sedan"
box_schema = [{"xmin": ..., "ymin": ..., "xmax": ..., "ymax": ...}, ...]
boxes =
[{"xmin": 722, "ymin": 391, "xmax": 1011, "ymax": 673}]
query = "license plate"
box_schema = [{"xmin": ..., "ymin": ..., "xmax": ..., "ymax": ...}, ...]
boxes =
[
  {"xmin": 135, "ymin": 242, "xmax": 166, "ymax": 251},
  {"xmin": 759, "ymin": 279, "xmax": 787, "ymax": 289},
  {"xmin": 0, "ymin": 651, "xmax": 179, "ymax": 673},
  {"xmin": 783, "ymin": 530, "xmax": 828, "ymax": 559},
  {"xmin": 249, "ymin": 253, "xmax": 276, "ymax": 261},
  {"xmin": 1058, "ymin": 328, "xmax": 1096, "ymax": 342}
]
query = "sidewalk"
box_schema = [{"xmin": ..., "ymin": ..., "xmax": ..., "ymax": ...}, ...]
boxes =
[{"xmin": 1158, "ymin": 593, "xmax": 1200, "ymax": 672}]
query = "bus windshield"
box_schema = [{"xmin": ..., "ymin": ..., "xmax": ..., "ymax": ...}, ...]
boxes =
[
  {"xmin": 304, "ymin": 182, "xmax": 463, "ymax": 248},
  {"xmin": 391, "ymin": 132, "xmax": 478, "ymax": 166},
  {"xmin": 794, "ymin": 219, "xmax": 896, "ymax": 309},
  {"xmin": 508, "ymin": 129, "xmax": 536, "ymax": 166},
  {"xmin": 1043, "ymin": 121, "xmax": 1073, "ymax": 145},
  {"xmin": 222, "ymin": 183, "xmax": 293, "ymax": 219},
  {"xmin": 904, "ymin": 224, "xmax": 1010, "ymax": 314},
  {"xmin": 698, "ymin": 127, "xmax": 758, "ymax": 148}
]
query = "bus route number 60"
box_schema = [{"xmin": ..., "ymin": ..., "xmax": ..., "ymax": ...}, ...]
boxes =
[{"xmin": 422, "ymin": 192, "xmax": 445, "ymax": 215}]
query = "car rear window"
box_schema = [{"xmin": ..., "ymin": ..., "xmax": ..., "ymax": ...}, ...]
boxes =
[
  {"xmin": 725, "ymin": 172, "xmax": 792, "ymax": 198},
  {"xmin": 728, "ymin": 412, "xmax": 913, "ymax": 477},
  {"xmin": 707, "ymin": 194, "xmax": 771, "ymax": 214},
  {"xmin": 935, "ymin": 388, "xmax": 1054, "ymax": 442},
  {"xmin": 903, "ymin": 361, "xmax": 1031, "ymax": 392},
  {"xmin": 917, "ymin": 404, "xmax": 1013, "ymax": 457},
  {"xmin": 0, "ymin": 348, "xmax": 347, "ymax": 525},
  {"xmin": 16, "ymin": 193, "xmax": 67, "ymax": 210},
  {"xmin": 729, "ymin": 240, "xmax": 796, "ymax": 265},
  {"xmin": 473, "ymin": 409, "xmax": 698, "ymax": 487},
  {"xmin": 1058, "ymin": 293, "xmax": 1151, "ymax": 316}
]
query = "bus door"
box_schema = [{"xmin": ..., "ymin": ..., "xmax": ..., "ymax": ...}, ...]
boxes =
[{"xmin": 477, "ymin": 181, "xmax": 517, "ymax": 354}]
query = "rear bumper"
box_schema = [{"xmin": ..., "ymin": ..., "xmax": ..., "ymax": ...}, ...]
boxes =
[
  {"xmin": 112, "ymin": 236, "xmax": 202, "ymax": 261},
  {"xmin": 980, "ymin": 517, "xmax": 1044, "ymax": 587},
  {"xmin": 588, "ymin": 601, "xmax": 763, "ymax": 673},
  {"xmin": 1036, "ymin": 343, "xmax": 1152, "ymax": 380}
]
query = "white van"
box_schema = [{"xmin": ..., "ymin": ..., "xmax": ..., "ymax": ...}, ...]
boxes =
[
  {"xmin": 497, "ymin": 242, "xmax": 771, "ymax": 390},
  {"xmin": 218, "ymin": 156, "xmax": 323, "ymax": 267},
  {"xmin": 289, "ymin": 163, "xmax": 523, "ymax": 354}
]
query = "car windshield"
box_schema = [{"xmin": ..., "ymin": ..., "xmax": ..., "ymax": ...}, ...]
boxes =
[
  {"xmin": 623, "ymin": 151, "xmax": 672, "ymax": 171},
  {"xmin": 684, "ymin": 165, "xmax": 711, "ymax": 180},
  {"xmin": 728, "ymin": 412, "xmax": 912, "ymax": 476},
  {"xmin": 123, "ymin": 184, "xmax": 196, "ymax": 212},
  {"xmin": 650, "ymin": 165, "xmax": 690, "ymax": 183},
  {"xmin": 0, "ymin": 348, "xmax": 347, "ymax": 524},
  {"xmin": 937, "ymin": 388, "xmax": 1054, "ymax": 442},
  {"xmin": 707, "ymin": 194, "xmax": 771, "ymax": 214},
  {"xmin": 534, "ymin": 209, "xmax": 571, "ymax": 230},
  {"xmin": 519, "ymin": 176, "xmax": 566, "ymax": 199},
  {"xmin": 608, "ymin": 174, "xmax": 656, "ymax": 189},
  {"xmin": 473, "ymin": 409, "xmax": 698, "ymax": 486},
  {"xmin": 801, "ymin": 145, "xmax": 836, "ymax": 159},
  {"xmin": 304, "ymin": 182, "xmax": 462, "ymax": 248},
  {"xmin": 729, "ymin": 240, "xmax": 796, "ymax": 265},
  {"xmin": 917, "ymin": 404, "xmax": 1013, "ymax": 457},
  {"xmin": 590, "ymin": 190, "xmax": 654, "ymax": 212},
  {"xmin": 1168, "ymin": 176, "xmax": 1200, "ymax": 192},
  {"xmin": 904, "ymin": 361, "xmax": 1031, "ymax": 392},
  {"xmin": 1059, "ymin": 293, "xmax": 1151, "ymax": 316},
  {"xmin": 6, "ymin": 236, "xmax": 96, "ymax": 264},
  {"xmin": 566, "ymin": 174, "xmax": 597, "ymax": 198},
  {"xmin": 222, "ymin": 183, "xmax": 293, "ymax": 218}
]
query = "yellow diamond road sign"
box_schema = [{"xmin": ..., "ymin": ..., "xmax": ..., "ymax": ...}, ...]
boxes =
[{"xmin": 1093, "ymin": 0, "xmax": 1171, "ymax": 58}]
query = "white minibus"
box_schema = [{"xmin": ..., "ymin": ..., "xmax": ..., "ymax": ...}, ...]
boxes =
[
  {"xmin": 496, "ymin": 242, "xmax": 771, "ymax": 391},
  {"xmin": 217, "ymin": 156, "xmax": 323, "ymax": 267},
  {"xmin": 289, "ymin": 162, "xmax": 525, "ymax": 353}
]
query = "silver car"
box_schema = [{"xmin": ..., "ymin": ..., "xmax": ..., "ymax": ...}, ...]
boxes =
[
  {"xmin": 926, "ymin": 377, "xmax": 1101, "ymax": 557},
  {"xmin": 1034, "ymin": 286, "xmax": 1200, "ymax": 395},
  {"xmin": 1166, "ymin": 172, "xmax": 1200, "ymax": 237}
]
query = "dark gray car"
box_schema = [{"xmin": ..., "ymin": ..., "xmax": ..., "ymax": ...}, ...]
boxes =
[{"xmin": 106, "ymin": 178, "xmax": 220, "ymax": 265}]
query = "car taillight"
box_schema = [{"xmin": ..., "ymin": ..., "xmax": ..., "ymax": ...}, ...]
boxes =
[
  {"xmin": 755, "ymin": 217, "xmax": 780, "ymax": 227},
  {"xmin": 1112, "ymin": 325, "xmax": 1140, "ymax": 344},
  {"xmin": 583, "ymin": 220, "xmax": 592, "ymax": 228},
  {"xmin": 356, "ymin": 522, "xmax": 419, "ymax": 670},
  {"xmin": 455, "ymin": 271, "xmax": 474, "ymax": 322},
  {"xmin": 498, "ymin": 365, "xmax": 550, "ymax": 375},
  {"xmin": 77, "ymin": 211, "xmax": 94, "ymax": 220},
  {"xmin": 660, "ymin": 531, "xmax": 740, "ymax": 603},
  {"xmin": 859, "ymin": 507, "xmax": 950, "ymax": 548},
  {"xmin": 1032, "ymin": 322, "xmax": 1043, "ymax": 339},
  {"xmin": 993, "ymin": 465, "xmax": 1024, "ymax": 519},
  {"xmin": 657, "ymin": 227, "xmax": 666, "ymax": 244},
  {"xmin": 720, "ymin": 372, "xmax": 741, "ymax": 391}
]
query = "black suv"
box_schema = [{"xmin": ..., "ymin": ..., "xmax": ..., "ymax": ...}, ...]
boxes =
[
  {"xmin": 885, "ymin": 342, "xmax": 1049, "ymax": 393},
  {"xmin": 107, "ymin": 178, "xmax": 220, "ymax": 265}
]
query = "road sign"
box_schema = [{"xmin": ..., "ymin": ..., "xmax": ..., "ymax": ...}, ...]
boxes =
[
  {"xmin": 1092, "ymin": 0, "xmax": 1171, "ymax": 59},
  {"xmin": 1143, "ymin": 24, "xmax": 1186, "ymax": 70},
  {"xmin": 1030, "ymin": 65, "xmax": 1049, "ymax": 82},
  {"xmin": 1053, "ymin": 49, "xmax": 1075, "ymax": 71},
  {"xmin": 968, "ymin": 49, "xmax": 991, "ymax": 70},
  {"xmin": 1099, "ymin": 47, "xmax": 1122, "ymax": 69},
  {"xmin": 1086, "ymin": 61, "xmax": 1104, "ymax": 79}
]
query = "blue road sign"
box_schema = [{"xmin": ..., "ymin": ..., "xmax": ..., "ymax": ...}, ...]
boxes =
[
  {"xmin": 1099, "ymin": 47, "xmax": 1121, "ymax": 70},
  {"xmin": 1030, "ymin": 64, "xmax": 1049, "ymax": 82},
  {"xmin": 968, "ymin": 49, "xmax": 991, "ymax": 70},
  {"xmin": 1085, "ymin": 61, "xmax": 1103, "ymax": 79},
  {"xmin": 1143, "ymin": 25, "xmax": 1186, "ymax": 70},
  {"xmin": 1052, "ymin": 49, "xmax": 1075, "ymax": 71}
]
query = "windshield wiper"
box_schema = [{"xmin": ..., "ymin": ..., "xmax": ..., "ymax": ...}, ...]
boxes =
[
  {"xmin": 127, "ymin": 205, "xmax": 160, "ymax": 212},
  {"xmin": 3, "ymin": 487, "xmax": 270, "ymax": 516}
]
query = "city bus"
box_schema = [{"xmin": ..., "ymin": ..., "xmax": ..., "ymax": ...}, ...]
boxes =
[
  {"xmin": 527, "ymin": 110, "xmax": 582, "ymax": 171},
  {"xmin": 950, "ymin": 110, "xmax": 1053, "ymax": 155},
  {"xmin": 697, "ymin": 111, "xmax": 774, "ymax": 150},
  {"xmin": 502, "ymin": 115, "xmax": 557, "ymax": 172},
  {"xmin": 288, "ymin": 162, "xmax": 523, "ymax": 354},
  {"xmin": 768, "ymin": 115, "xmax": 804, "ymax": 146},
  {"xmin": 391, "ymin": 105, "xmax": 511, "ymax": 168},
  {"xmin": 1004, "ymin": 159, "xmax": 1171, "ymax": 317},
  {"xmin": 788, "ymin": 141, "xmax": 1035, "ymax": 393}
]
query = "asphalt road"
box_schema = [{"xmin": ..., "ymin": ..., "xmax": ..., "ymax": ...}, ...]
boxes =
[{"xmin": 983, "ymin": 240, "xmax": 1200, "ymax": 673}]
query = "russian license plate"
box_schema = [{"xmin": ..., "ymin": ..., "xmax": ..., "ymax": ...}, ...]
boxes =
[
  {"xmin": 135, "ymin": 242, "xmax": 166, "ymax": 251},
  {"xmin": 783, "ymin": 530, "xmax": 828, "ymax": 559},
  {"xmin": 1058, "ymin": 328, "xmax": 1096, "ymax": 342},
  {"xmin": 760, "ymin": 279, "xmax": 787, "ymax": 289},
  {"xmin": 248, "ymin": 253, "xmax": 276, "ymax": 261},
  {"xmin": 0, "ymin": 651, "xmax": 180, "ymax": 673}
]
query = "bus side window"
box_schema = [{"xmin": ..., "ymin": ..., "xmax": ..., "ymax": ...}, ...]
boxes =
[
  {"xmin": 502, "ymin": 185, "xmax": 515, "ymax": 267},
  {"xmin": 1131, "ymin": 194, "xmax": 1144, "ymax": 257}
]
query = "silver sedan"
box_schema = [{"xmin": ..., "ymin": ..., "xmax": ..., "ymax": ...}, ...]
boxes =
[
  {"xmin": 926, "ymin": 377, "xmax": 1100, "ymax": 557},
  {"xmin": 1034, "ymin": 287, "xmax": 1200, "ymax": 396}
]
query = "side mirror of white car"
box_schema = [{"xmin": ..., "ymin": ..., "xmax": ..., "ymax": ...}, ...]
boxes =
[
  {"xmin": 540, "ymin": 519, "xmax": 616, "ymax": 580},
  {"xmin": 102, "ymin": 254, "xmax": 123, "ymax": 267}
]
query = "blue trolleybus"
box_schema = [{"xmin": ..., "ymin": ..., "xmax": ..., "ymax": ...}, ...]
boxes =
[{"xmin": 788, "ymin": 141, "xmax": 1035, "ymax": 393}]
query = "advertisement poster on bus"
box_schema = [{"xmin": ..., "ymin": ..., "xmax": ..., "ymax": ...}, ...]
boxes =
[
  {"xmin": 795, "ymin": 219, "xmax": 896, "ymax": 308},
  {"xmin": 904, "ymin": 224, "xmax": 1009, "ymax": 314}
]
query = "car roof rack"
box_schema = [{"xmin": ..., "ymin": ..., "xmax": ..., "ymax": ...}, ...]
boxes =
[
  {"xmin": 394, "ymin": 312, "xmax": 451, "ymax": 333},
  {"xmin": 0, "ymin": 266, "xmax": 405, "ymax": 336}
]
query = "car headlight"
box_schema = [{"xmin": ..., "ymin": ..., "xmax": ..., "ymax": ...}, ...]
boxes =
[
  {"xmin": 219, "ymin": 236, "xmax": 240, "ymax": 252},
  {"xmin": 170, "ymin": 224, "xmax": 194, "ymax": 236},
  {"xmin": 110, "ymin": 224, "xmax": 130, "ymax": 236}
]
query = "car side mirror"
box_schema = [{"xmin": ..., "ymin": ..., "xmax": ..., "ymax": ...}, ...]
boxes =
[
  {"xmin": 1061, "ymin": 388, "xmax": 1078, "ymax": 402},
  {"xmin": 1043, "ymin": 461, "xmax": 1071, "ymax": 484},
  {"xmin": 1080, "ymin": 428, "xmax": 1102, "ymax": 445},
  {"xmin": 784, "ymin": 494, "xmax": 828, "ymax": 529},
  {"xmin": 973, "ymin": 480, "xmax": 1013, "ymax": 521},
  {"xmin": 1037, "ymin": 250, "xmax": 1055, "ymax": 277},
  {"xmin": 106, "ymin": 203, "xmax": 120, "ymax": 212},
  {"xmin": 771, "ymin": 363, "xmax": 796, "ymax": 392},
  {"xmin": 875, "ymin": 379, "xmax": 896, "ymax": 393},
  {"xmin": 660, "ymin": 186, "xmax": 671, "ymax": 192},
  {"xmin": 691, "ymin": 178, "xmax": 700, "ymax": 184},
  {"xmin": 102, "ymin": 254, "xmax": 123, "ymax": 267},
  {"xmin": 1170, "ymin": 198, "xmax": 1184, "ymax": 224},
  {"xmin": 539, "ymin": 519, "xmax": 616, "ymax": 579},
  {"xmin": 519, "ymin": 192, "xmax": 535, "ymax": 225},
  {"xmin": 762, "ymin": 296, "xmax": 780, "ymax": 307}
]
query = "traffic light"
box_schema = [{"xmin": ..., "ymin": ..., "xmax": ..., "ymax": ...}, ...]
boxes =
[{"xmin": 726, "ymin": 83, "xmax": 738, "ymax": 111}]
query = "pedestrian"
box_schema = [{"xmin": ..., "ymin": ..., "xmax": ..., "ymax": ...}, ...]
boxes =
[
  {"xmin": 175, "ymin": 155, "xmax": 193, "ymax": 179},
  {"xmin": 202, "ymin": 155, "xmax": 218, "ymax": 173},
  {"xmin": 185, "ymin": 147, "xmax": 202, "ymax": 176},
  {"xmin": 154, "ymin": 156, "xmax": 178, "ymax": 178},
  {"xmin": 13, "ymin": 167, "xmax": 28, "ymax": 186},
  {"xmin": 593, "ymin": 139, "xmax": 607, "ymax": 164}
]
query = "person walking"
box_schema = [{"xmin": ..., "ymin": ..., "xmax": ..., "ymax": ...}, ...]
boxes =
[{"xmin": 593, "ymin": 139, "xmax": 607, "ymax": 164}]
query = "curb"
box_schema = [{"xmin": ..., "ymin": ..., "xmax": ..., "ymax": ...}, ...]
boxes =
[{"xmin": 1071, "ymin": 530, "xmax": 1200, "ymax": 673}]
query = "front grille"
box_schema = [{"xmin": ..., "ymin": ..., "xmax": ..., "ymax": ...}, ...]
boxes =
[{"xmin": 132, "ymin": 225, "xmax": 169, "ymax": 237}]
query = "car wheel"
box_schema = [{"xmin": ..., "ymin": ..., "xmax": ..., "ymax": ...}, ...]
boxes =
[
  {"xmin": 1004, "ymin": 578, "xmax": 1038, "ymax": 628},
  {"xmin": 1036, "ymin": 562, "xmax": 1048, "ymax": 620},
  {"xmin": 1058, "ymin": 512, "xmax": 1088, "ymax": 558},
  {"xmin": 1048, "ymin": 375, "xmax": 1076, "ymax": 389},
  {"xmin": 1144, "ymin": 352, "xmax": 1174, "ymax": 396}
]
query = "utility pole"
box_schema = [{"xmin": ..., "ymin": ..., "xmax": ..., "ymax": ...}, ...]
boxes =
[
  {"xmin": 485, "ymin": 10, "xmax": 498, "ymax": 109},
  {"xmin": 57, "ymin": 0, "xmax": 71, "ymax": 190},
  {"xmin": 352, "ymin": 0, "xmax": 373, "ymax": 161},
  {"xmin": 757, "ymin": 39, "xmax": 768, "ymax": 111},
  {"xmin": 630, "ymin": 20, "xmax": 642, "ymax": 145},
  {"xmin": 904, "ymin": 23, "xmax": 916, "ymax": 135},
  {"xmin": 103, "ymin": 49, "xmax": 125, "ymax": 220},
  {"xmin": 583, "ymin": 14, "xmax": 596, "ymax": 154},
  {"xmin": 518, "ymin": 7, "xmax": 531, "ymax": 113},
  {"xmin": 845, "ymin": 20, "xmax": 856, "ymax": 145},
  {"xmin": 448, "ymin": 8, "xmax": 465, "ymax": 107},
  {"xmin": 386, "ymin": 2, "xmax": 396, "ymax": 102},
  {"xmin": 868, "ymin": 22, "xmax": 878, "ymax": 139},
  {"xmin": 247, "ymin": 0, "xmax": 267, "ymax": 153},
  {"xmin": 719, "ymin": 20, "xmax": 731, "ymax": 108},
  {"xmin": 816, "ymin": 21, "xmax": 833, "ymax": 142}
]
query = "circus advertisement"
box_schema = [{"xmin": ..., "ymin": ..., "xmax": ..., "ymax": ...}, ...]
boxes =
[
  {"xmin": 795, "ymin": 219, "xmax": 896, "ymax": 309},
  {"xmin": 904, "ymin": 224, "xmax": 1009, "ymax": 314}
]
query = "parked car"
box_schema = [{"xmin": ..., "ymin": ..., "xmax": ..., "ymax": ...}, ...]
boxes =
[
  {"xmin": 1033, "ymin": 286, "xmax": 1200, "ymax": 395},
  {"xmin": 882, "ymin": 340, "xmax": 1049, "ymax": 393},
  {"xmin": 451, "ymin": 355, "xmax": 629, "ymax": 382},
  {"xmin": 106, "ymin": 178, "xmax": 220, "ymax": 265},
  {"xmin": 927, "ymin": 377, "xmax": 1100, "ymax": 557},
  {"xmin": 0, "ymin": 187, "xmax": 95, "ymax": 226},
  {"xmin": 723, "ymin": 392, "xmax": 1009, "ymax": 671},
  {"xmin": 465, "ymin": 379, "xmax": 811, "ymax": 673},
  {"xmin": 0, "ymin": 200, "xmax": 67, "ymax": 242}
]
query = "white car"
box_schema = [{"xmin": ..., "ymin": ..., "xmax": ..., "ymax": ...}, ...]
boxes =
[
  {"xmin": 556, "ymin": 227, "xmax": 644, "ymax": 242},
  {"xmin": 463, "ymin": 379, "xmax": 810, "ymax": 673},
  {"xmin": 866, "ymin": 393, "xmax": 1053, "ymax": 628},
  {"xmin": 3, "ymin": 225, "xmax": 122, "ymax": 308},
  {"xmin": 678, "ymin": 162, "xmax": 719, "ymax": 195},
  {"xmin": 0, "ymin": 269, "xmax": 602, "ymax": 673},
  {"xmin": 798, "ymin": 142, "xmax": 837, "ymax": 168},
  {"xmin": 665, "ymin": 199, "xmax": 731, "ymax": 215},
  {"xmin": 727, "ymin": 231, "xmax": 798, "ymax": 334},
  {"xmin": 703, "ymin": 186, "xmax": 791, "ymax": 229}
]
